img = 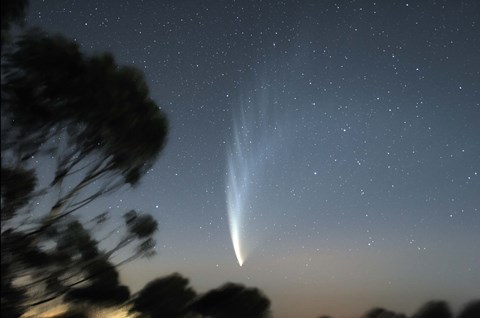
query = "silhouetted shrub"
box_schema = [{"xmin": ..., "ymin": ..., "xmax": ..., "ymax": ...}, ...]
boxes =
[
  {"xmin": 362, "ymin": 307, "xmax": 406, "ymax": 318},
  {"xmin": 411, "ymin": 301, "xmax": 452, "ymax": 318},
  {"xmin": 191, "ymin": 282, "xmax": 271, "ymax": 318},
  {"xmin": 458, "ymin": 300, "xmax": 480, "ymax": 318}
]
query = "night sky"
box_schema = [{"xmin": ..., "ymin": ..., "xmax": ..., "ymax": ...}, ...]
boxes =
[{"xmin": 26, "ymin": 1, "xmax": 479, "ymax": 317}]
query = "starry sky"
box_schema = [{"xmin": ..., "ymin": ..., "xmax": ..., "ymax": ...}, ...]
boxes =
[{"xmin": 25, "ymin": 1, "xmax": 479, "ymax": 317}]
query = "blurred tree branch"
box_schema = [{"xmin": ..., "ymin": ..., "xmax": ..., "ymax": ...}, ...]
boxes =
[{"xmin": 1, "ymin": 20, "xmax": 168, "ymax": 317}]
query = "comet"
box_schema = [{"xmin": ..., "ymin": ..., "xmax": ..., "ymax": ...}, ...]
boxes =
[
  {"xmin": 226, "ymin": 116, "xmax": 249, "ymax": 267},
  {"xmin": 226, "ymin": 85, "xmax": 282, "ymax": 267},
  {"xmin": 230, "ymin": 217, "xmax": 244, "ymax": 266}
]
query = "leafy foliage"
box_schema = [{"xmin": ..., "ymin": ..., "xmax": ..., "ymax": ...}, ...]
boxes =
[
  {"xmin": 458, "ymin": 300, "xmax": 480, "ymax": 318},
  {"xmin": 1, "ymin": 0, "xmax": 29, "ymax": 43},
  {"xmin": 130, "ymin": 273, "xmax": 197, "ymax": 318},
  {"xmin": 3, "ymin": 30, "xmax": 168, "ymax": 190},
  {"xmin": 191, "ymin": 282, "xmax": 272, "ymax": 318},
  {"xmin": 411, "ymin": 301, "xmax": 452, "ymax": 318},
  {"xmin": 1, "ymin": 27, "xmax": 168, "ymax": 317},
  {"xmin": 1, "ymin": 167, "xmax": 37, "ymax": 221}
]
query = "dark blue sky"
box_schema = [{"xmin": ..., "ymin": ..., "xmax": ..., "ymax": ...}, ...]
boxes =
[{"xmin": 26, "ymin": 1, "xmax": 479, "ymax": 317}]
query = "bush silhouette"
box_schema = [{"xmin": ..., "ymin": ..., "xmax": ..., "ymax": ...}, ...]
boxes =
[{"xmin": 458, "ymin": 300, "xmax": 480, "ymax": 318}]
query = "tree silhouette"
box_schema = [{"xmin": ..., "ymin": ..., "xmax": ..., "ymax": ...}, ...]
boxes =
[
  {"xmin": 458, "ymin": 300, "xmax": 480, "ymax": 318},
  {"xmin": 130, "ymin": 273, "xmax": 196, "ymax": 318},
  {"xmin": 190, "ymin": 282, "xmax": 272, "ymax": 318},
  {"xmin": 1, "ymin": 28, "xmax": 168, "ymax": 317},
  {"xmin": 316, "ymin": 300, "xmax": 478, "ymax": 318},
  {"xmin": 362, "ymin": 307, "xmax": 407, "ymax": 318},
  {"xmin": 411, "ymin": 301, "xmax": 452, "ymax": 318},
  {"xmin": 1, "ymin": 0, "xmax": 29, "ymax": 43}
]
